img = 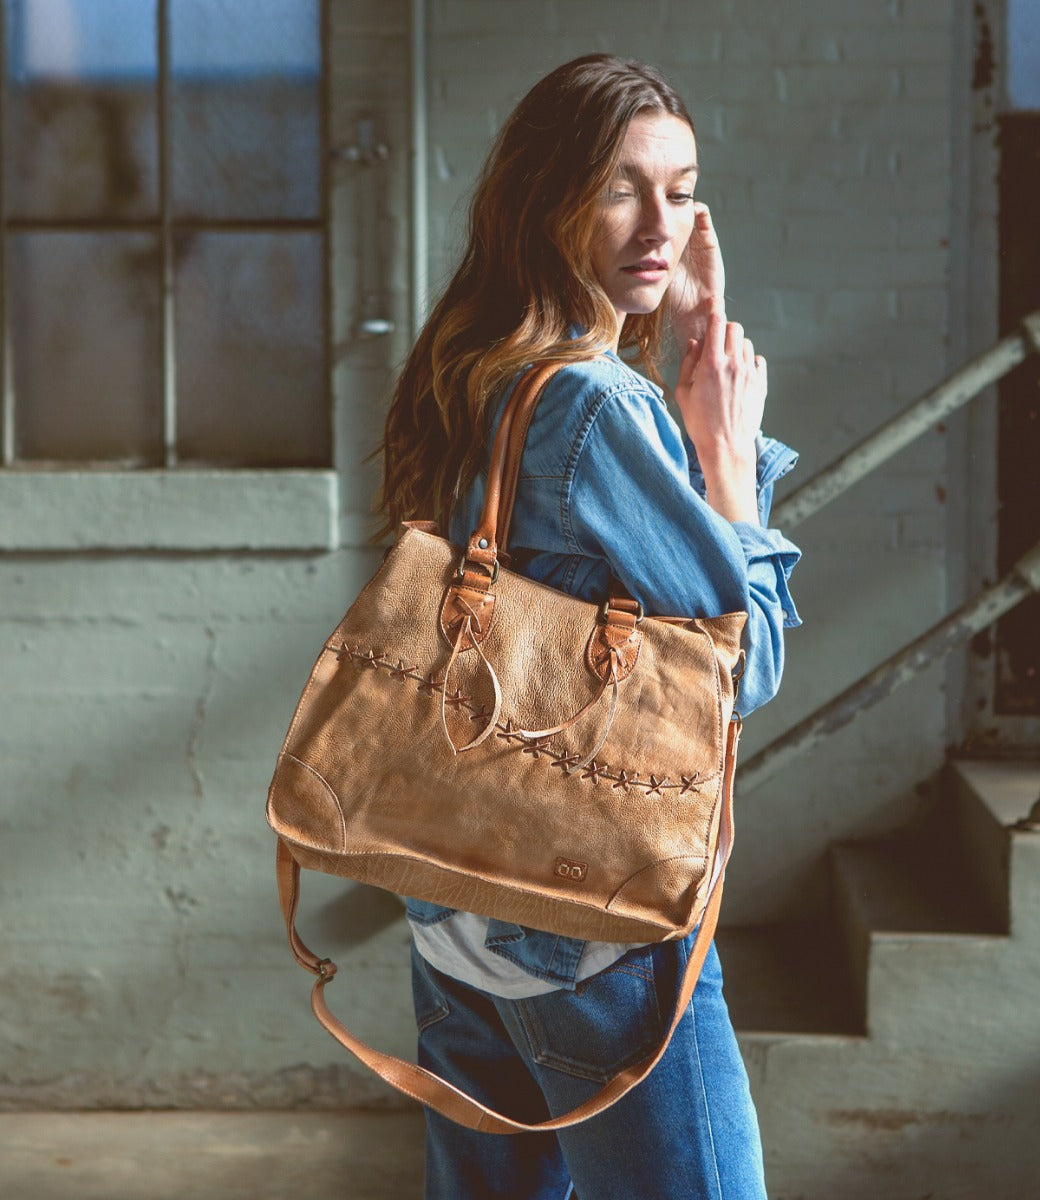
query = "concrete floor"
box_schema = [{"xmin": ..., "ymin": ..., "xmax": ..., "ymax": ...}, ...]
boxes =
[{"xmin": 0, "ymin": 1111, "xmax": 427, "ymax": 1200}]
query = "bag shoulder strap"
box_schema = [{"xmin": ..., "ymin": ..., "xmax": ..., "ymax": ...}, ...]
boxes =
[
  {"xmin": 467, "ymin": 360, "xmax": 566, "ymax": 564},
  {"xmin": 275, "ymin": 717, "xmax": 740, "ymax": 1134},
  {"xmin": 494, "ymin": 359, "xmax": 642, "ymax": 619},
  {"xmin": 494, "ymin": 360, "xmax": 568, "ymax": 556}
]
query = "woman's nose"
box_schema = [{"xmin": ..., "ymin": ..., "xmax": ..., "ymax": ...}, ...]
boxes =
[{"xmin": 638, "ymin": 196, "xmax": 671, "ymax": 243}]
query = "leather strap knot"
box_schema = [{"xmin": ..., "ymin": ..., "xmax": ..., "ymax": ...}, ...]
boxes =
[
  {"xmin": 440, "ymin": 582, "xmax": 497, "ymax": 651},
  {"xmin": 439, "ymin": 604, "xmax": 503, "ymax": 753},
  {"xmin": 586, "ymin": 601, "xmax": 643, "ymax": 683}
]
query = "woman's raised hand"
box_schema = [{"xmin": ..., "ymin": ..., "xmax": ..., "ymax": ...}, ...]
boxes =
[
  {"xmin": 675, "ymin": 301, "xmax": 766, "ymax": 525},
  {"xmin": 669, "ymin": 202, "xmax": 725, "ymax": 348}
]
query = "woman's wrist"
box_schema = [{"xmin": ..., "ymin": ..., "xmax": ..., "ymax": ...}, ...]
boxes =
[
  {"xmin": 703, "ymin": 483, "xmax": 759, "ymax": 525},
  {"xmin": 688, "ymin": 435, "xmax": 757, "ymax": 479},
  {"xmin": 696, "ymin": 448, "xmax": 759, "ymax": 524}
]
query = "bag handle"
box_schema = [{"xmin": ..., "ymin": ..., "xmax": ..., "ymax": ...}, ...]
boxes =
[
  {"xmin": 494, "ymin": 361, "xmax": 570, "ymax": 556},
  {"xmin": 464, "ymin": 361, "xmax": 567, "ymax": 570},
  {"xmin": 442, "ymin": 358, "xmax": 641, "ymax": 757},
  {"xmin": 276, "ymin": 716, "xmax": 740, "ymax": 1134}
]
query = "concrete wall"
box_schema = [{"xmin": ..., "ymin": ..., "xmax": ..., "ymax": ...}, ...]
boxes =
[{"xmin": 0, "ymin": 0, "xmax": 990, "ymax": 1107}]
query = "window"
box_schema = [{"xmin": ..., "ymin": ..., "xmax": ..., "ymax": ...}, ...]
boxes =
[{"xmin": 0, "ymin": 0, "xmax": 329, "ymax": 470}]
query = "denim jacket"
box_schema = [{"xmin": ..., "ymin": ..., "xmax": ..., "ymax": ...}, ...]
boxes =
[{"xmin": 406, "ymin": 349, "xmax": 801, "ymax": 989}]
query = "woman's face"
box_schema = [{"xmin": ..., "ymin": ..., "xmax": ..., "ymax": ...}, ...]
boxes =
[{"xmin": 590, "ymin": 111, "xmax": 698, "ymax": 346}]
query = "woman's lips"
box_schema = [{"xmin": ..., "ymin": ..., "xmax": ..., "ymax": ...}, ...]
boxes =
[{"xmin": 622, "ymin": 260, "xmax": 668, "ymax": 281}]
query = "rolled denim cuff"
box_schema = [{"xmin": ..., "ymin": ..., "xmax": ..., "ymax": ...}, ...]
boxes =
[
  {"xmin": 754, "ymin": 434, "xmax": 799, "ymax": 524},
  {"xmin": 754, "ymin": 434, "xmax": 799, "ymax": 490},
  {"xmin": 732, "ymin": 522, "xmax": 803, "ymax": 628}
]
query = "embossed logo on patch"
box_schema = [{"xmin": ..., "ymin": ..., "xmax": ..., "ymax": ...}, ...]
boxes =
[{"xmin": 554, "ymin": 857, "xmax": 588, "ymax": 883}]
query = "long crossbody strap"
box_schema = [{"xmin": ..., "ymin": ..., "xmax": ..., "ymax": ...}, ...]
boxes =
[{"xmin": 275, "ymin": 716, "xmax": 740, "ymax": 1135}]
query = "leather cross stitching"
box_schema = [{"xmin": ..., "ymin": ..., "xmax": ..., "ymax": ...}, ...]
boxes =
[
  {"xmin": 580, "ymin": 760, "xmax": 608, "ymax": 784},
  {"xmin": 520, "ymin": 737, "xmax": 552, "ymax": 758},
  {"xmin": 418, "ymin": 672, "xmax": 443, "ymax": 695},
  {"xmin": 329, "ymin": 641, "xmax": 720, "ymax": 797}
]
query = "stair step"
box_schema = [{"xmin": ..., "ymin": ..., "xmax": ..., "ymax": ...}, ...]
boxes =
[
  {"xmin": 716, "ymin": 922, "xmax": 862, "ymax": 1036},
  {"xmin": 952, "ymin": 757, "xmax": 1040, "ymax": 941},
  {"xmin": 831, "ymin": 827, "xmax": 1004, "ymax": 937},
  {"xmin": 952, "ymin": 757, "xmax": 1040, "ymax": 828},
  {"xmin": 949, "ymin": 758, "xmax": 1038, "ymax": 932},
  {"xmin": 829, "ymin": 819, "xmax": 1007, "ymax": 1019}
]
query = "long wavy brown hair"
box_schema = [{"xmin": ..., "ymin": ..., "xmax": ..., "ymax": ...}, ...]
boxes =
[{"xmin": 376, "ymin": 55, "xmax": 695, "ymax": 536}]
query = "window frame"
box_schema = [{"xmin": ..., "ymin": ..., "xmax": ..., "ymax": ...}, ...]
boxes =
[{"xmin": 0, "ymin": 0, "xmax": 339, "ymax": 553}]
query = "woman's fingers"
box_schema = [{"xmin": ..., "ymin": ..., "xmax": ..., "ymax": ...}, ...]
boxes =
[
  {"xmin": 692, "ymin": 201, "xmax": 719, "ymax": 243},
  {"xmin": 678, "ymin": 337, "xmax": 702, "ymax": 388},
  {"xmin": 680, "ymin": 304, "xmax": 767, "ymax": 430},
  {"xmin": 703, "ymin": 301, "xmax": 727, "ymax": 360}
]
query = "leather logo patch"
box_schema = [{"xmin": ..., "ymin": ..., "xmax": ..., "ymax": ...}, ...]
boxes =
[{"xmin": 554, "ymin": 857, "xmax": 588, "ymax": 883}]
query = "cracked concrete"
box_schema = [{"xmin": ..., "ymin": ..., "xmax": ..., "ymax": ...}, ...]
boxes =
[{"xmin": 187, "ymin": 626, "xmax": 218, "ymax": 803}]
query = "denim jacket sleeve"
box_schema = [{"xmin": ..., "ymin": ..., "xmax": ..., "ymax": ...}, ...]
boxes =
[{"xmin": 565, "ymin": 378, "xmax": 801, "ymax": 717}]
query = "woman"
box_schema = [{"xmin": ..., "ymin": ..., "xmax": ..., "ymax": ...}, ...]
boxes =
[{"xmin": 378, "ymin": 54, "xmax": 800, "ymax": 1200}]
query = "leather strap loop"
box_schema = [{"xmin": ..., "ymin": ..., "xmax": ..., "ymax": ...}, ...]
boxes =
[
  {"xmin": 439, "ymin": 613, "xmax": 503, "ymax": 752},
  {"xmin": 276, "ymin": 715, "xmax": 741, "ymax": 1133}
]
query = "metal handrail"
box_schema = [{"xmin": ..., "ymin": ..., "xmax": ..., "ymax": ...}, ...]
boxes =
[
  {"xmin": 742, "ymin": 311, "xmax": 1040, "ymax": 791},
  {"xmin": 739, "ymin": 539, "xmax": 1040, "ymax": 792},
  {"xmin": 773, "ymin": 310, "xmax": 1040, "ymax": 530}
]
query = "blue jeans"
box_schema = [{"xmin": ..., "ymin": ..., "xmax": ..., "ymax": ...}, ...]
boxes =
[{"xmin": 410, "ymin": 934, "xmax": 767, "ymax": 1200}]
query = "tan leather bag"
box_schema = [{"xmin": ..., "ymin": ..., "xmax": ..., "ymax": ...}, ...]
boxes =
[{"xmin": 267, "ymin": 361, "xmax": 747, "ymax": 1132}]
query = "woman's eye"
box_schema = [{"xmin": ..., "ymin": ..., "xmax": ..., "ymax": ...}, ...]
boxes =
[
  {"xmin": 607, "ymin": 189, "xmax": 634, "ymax": 201},
  {"xmin": 670, "ymin": 192, "xmax": 695, "ymax": 204}
]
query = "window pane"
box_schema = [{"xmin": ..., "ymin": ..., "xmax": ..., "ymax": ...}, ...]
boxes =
[
  {"xmin": 170, "ymin": 0, "xmax": 321, "ymax": 219},
  {"xmin": 2, "ymin": 0, "xmax": 159, "ymax": 219},
  {"xmin": 174, "ymin": 231, "xmax": 327, "ymax": 465},
  {"xmin": 9, "ymin": 232, "xmax": 162, "ymax": 463},
  {"xmin": 1007, "ymin": 0, "xmax": 1040, "ymax": 110}
]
